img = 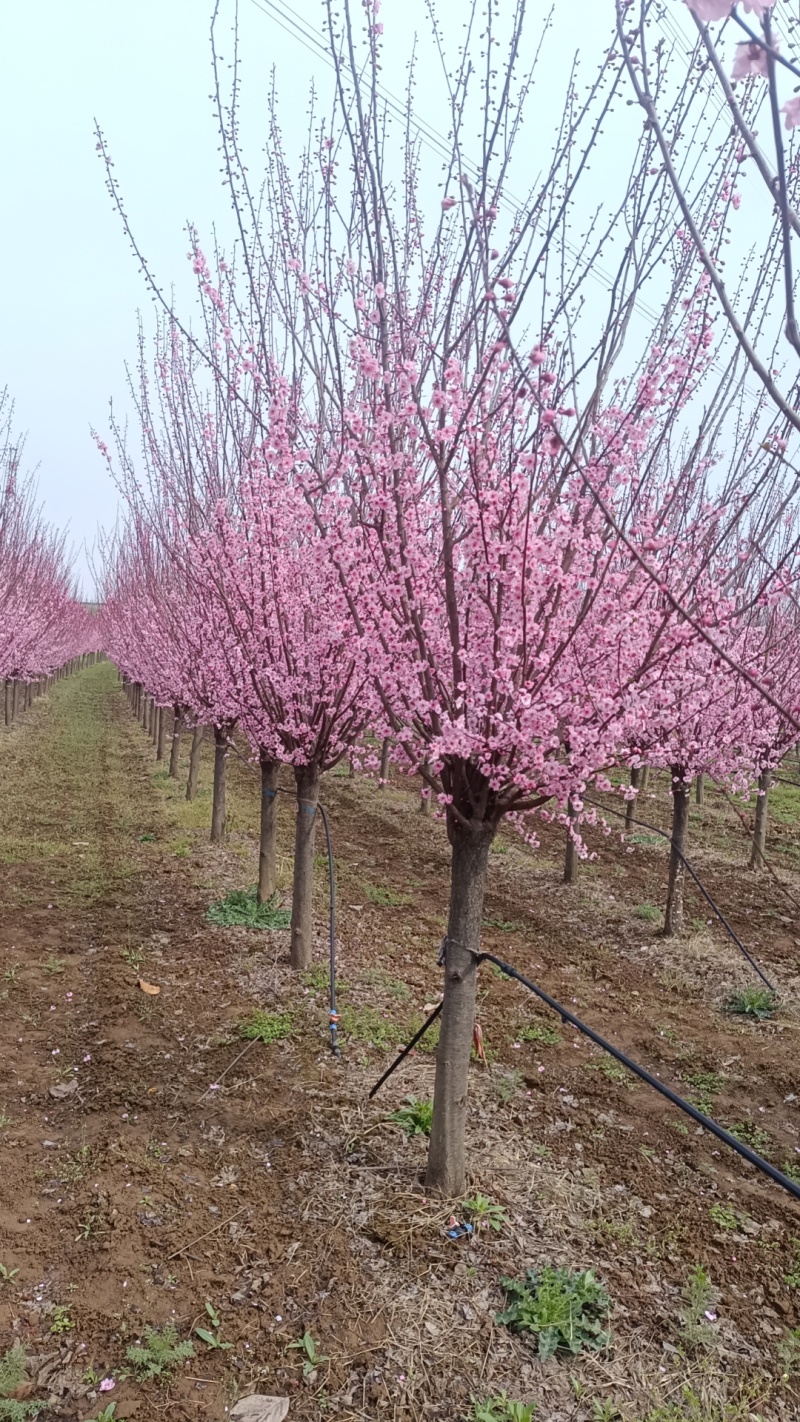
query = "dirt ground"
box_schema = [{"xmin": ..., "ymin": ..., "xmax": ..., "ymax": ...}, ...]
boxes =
[{"xmin": 1, "ymin": 662, "xmax": 799, "ymax": 1422}]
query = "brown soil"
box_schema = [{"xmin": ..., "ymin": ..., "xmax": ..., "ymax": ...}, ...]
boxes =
[{"xmin": 0, "ymin": 663, "xmax": 798, "ymax": 1421}]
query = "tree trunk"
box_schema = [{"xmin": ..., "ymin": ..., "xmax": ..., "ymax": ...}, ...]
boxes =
[
  {"xmin": 186, "ymin": 725, "xmax": 204, "ymax": 801},
  {"xmin": 625, "ymin": 766, "xmax": 641, "ymax": 832},
  {"xmin": 379, "ymin": 737, "xmax": 391, "ymax": 788},
  {"xmin": 169, "ymin": 707, "xmax": 183, "ymax": 778},
  {"xmin": 420, "ymin": 759, "xmax": 432, "ymax": 815},
  {"xmin": 151, "ymin": 703, "xmax": 159, "ymax": 745},
  {"xmin": 426, "ymin": 814, "xmax": 495, "ymax": 1196},
  {"xmin": 12, "ymin": 681, "xmax": 18, "ymax": 721},
  {"xmin": 749, "ymin": 768, "xmax": 771, "ymax": 871},
  {"xmin": 258, "ymin": 754, "xmax": 280, "ymax": 903},
  {"xmin": 290, "ymin": 762, "xmax": 321, "ymax": 969},
  {"xmin": 663, "ymin": 764, "xmax": 690, "ymax": 937},
  {"xmin": 563, "ymin": 799, "xmax": 579, "ymax": 884},
  {"xmin": 156, "ymin": 706, "xmax": 168, "ymax": 761},
  {"xmin": 3, "ymin": 679, "xmax": 10, "ymax": 727},
  {"xmin": 639, "ymin": 764, "xmax": 650, "ymax": 791},
  {"xmin": 210, "ymin": 726, "xmax": 229, "ymax": 843},
  {"xmin": 695, "ymin": 773, "xmax": 705, "ymax": 806}
]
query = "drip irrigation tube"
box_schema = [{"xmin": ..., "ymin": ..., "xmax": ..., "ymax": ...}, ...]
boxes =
[
  {"xmin": 370, "ymin": 947, "xmax": 800, "ymax": 1204},
  {"xmin": 582, "ymin": 796, "xmax": 775, "ymax": 992}
]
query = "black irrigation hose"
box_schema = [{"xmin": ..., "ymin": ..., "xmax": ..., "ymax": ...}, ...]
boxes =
[
  {"xmin": 582, "ymin": 796, "xmax": 776, "ymax": 993},
  {"xmin": 370, "ymin": 948, "xmax": 800, "ymax": 1205},
  {"xmin": 222, "ymin": 738, "xmax": 340, "ymax": 1056}
]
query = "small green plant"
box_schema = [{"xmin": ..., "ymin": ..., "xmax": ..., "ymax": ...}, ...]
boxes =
[
  {"xmin": 49, "ymin": 1305, "xmax": 74, "ymax": 1335},
  {"xmin": 138, "ymin": 833, "xmax": 155, "ymax": 843},
  {"xmin": 0, "ymin": 1265, "xmax": 19, "ymax": 1284},
  {"xmin": 288, "ymin": 1330, "xmax": 328, "ymax": 1377},
  {"xmin": 782, "ymin": 1158, "xmax": 800, "ymax": 1186},
  {"xmin": 633, "ymin": 903, "xmax": 661, "ymax": 922},
  {"xmin": 120, "ymin": 945, "xmax": 144, "ymax": 970},
  {"xmin": 42, "ymin": 956, "xmax": 64, "ymax": 976},
  {"xmin": 359, "ymin": 966, "xmax": 410, "ymax": 999},
  {"xmin": 785, "ymin": 1238, "xmax": 800, "ymax": 1289},
  {"xmin": 125, "ymin": 1322, "xmax": 194, "ymax": 1380},
  {"xmin": 492, "ymin": 1068, "xmax": 522, "ymax": 1103},
  {"xmin": 87, "ymin": 1406, "xmax": 123, "ymax": 1422},
  {"xmin": 724, "ymin": 987, "xmax": 777, "ymax": 1020},
  {"xmin": 194, "ymin": 1301, "xmax": 233, "ymax": 1351},
  {"xmin": 778, "ymin": 1327, "xmax": 800, "ymax": 1377},
  {"xmin": 585, "ymin": 1059, "xmax": 637, "ymax": 1088},
  {"xmin": 0, "ymin": 1344, "xmax": 45, "ymax": 1419},
  {"xmin": 683, "ymin": 1070, "xmax": 723, "ymax": 1114},
  {"xmin": 342, "ymin": 1004, "xmax": 409, "ymax": 1050},
  {"xmin": 363, "ymin": 883, "xmax": 409, "ymax": 907},
  {"xmin": 709, "ymin": 1203, "xmax": 739, "ymax": 1231},
  {"xmin": 239, "ymin": 1010, "xmax": 293, "ymax": 1044},
  {"xmin": 627, "ymin": 833, "xmax": 661, "ymax": 846},
  {"xmin": 389, "ymin": 1096, "xmax": 434, "ymax": 1136},
  {"xmin": 463, "ymin": 1194, "xmax": 508, "ymax": 1233},
  {"xmin": 0, "ymin": 1112, "xmax": 13, "ymax": 1131},
  {"xmin": 483, "ymin": 916, "xmax": 522, "ymax": 933},
  {"xmin": 726, "ymin": 1120, "xmax": 770, "ymax": 1154},
  {"xmin": 496, "ymin": 1266, "xmax": 611, "ymax": 1360},
  {"xmin": 468, "ymin": 1395, "xmax": 535, "ymax": 1422},
  {"xmin": 678, "ymin": 1265, "xmax": 719, "ymax": 1347},
  {"xmin": 519, "ymin": 1021, "xmax": 562, "ymax": 1046},
  {"xmin": 207, "ymin": 888, "xmax": 291, "ymax": 929}
]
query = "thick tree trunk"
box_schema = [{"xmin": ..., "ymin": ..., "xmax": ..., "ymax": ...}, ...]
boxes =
[
  {"xmin": 426, "ymin": 813, "xmax": 495, "ymax": 1196},
  {"xmin": 210, "ymin": 726, "xmax": 229, "ymax": 843},
  {"xmin": 290, "ymin": 762, "xmax": 321, "ymax": 969},
  {"xmin": 25, "ymin": 682, "xmax": 32, "ymax": 711},
  {"xmin": 563, "ymin": 799, "xmax": 579, "ymax": 884},
  {"xmin": 12, "ymin": 680, "xmax": 18, "ymax": 721},
  {"xmin": 695, "ymin": 773, "xmax": 705, "ymax": 806},
  {"xmin": 379, "ymin": 737, "xmax": 391, "ymax": 788},
  {"xmin": 156, "ymin": 706, "xmax": 168, "ymax": 761},
  {"xmin": 151, "ymin": 703, "xmax": 159, "ymax": 746},
  {"xmin": 639, "ymin": 764, "xmax": 650, "ymax": 792},
  {"xmin": 169, "ymin": 707, "xmax": 183, "ymax": 778},
  {"xmin": 625, "ymin": 766, "xmax": 641, "ymax": 832},
  {"xmin": 258, "ymin": 754, "xmax": 280, "ymax": 904},
  {"xmin": 186, "ymin": 725, "xmax": 204, "ymax": 801},
  {"xmin": 663, "ymin": 765, "xmax": 690, "ymax": 937},
  {"xmin": 749, "ymin": 768, "xmax": 771, "ymax": 871}
]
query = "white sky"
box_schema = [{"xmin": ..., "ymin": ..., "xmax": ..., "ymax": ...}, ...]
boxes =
[{"xmin": 0, "ymin": 1, "xmax": 775, "ymax": 595}]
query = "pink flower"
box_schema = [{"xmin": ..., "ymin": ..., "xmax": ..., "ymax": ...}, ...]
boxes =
[
  {"xmin": 742, "ymin": 0, "xmax": 774, "ymax": 13},
  {"xmin": 684, "ymin": 0, "xmax": 734, "ymax": 19},
  {"xmin": 441, "ymin": 196, "xmax": 456, "ymax": 211},
  {"xmin": 783, "ymin": 97, "xmax": 800, "ymax": 130},
  {"xmin": 732, "ymin": 42, "xmax": 769, "ymax": 79},
  {"xmin": 99, "ymin": 1378, "xmax": 115, "ymax": 1393}
]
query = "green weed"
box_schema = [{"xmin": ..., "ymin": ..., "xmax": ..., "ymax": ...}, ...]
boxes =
[
  {"xmin": 194, "ymin": 1301, "xmax": 233, "ymax": 1351},
  {"xmin": 468, "ymin": 1396, "xmax": 534, "ymax": 1422},
  {"xmin": 363, "ymin": 883, "xmax": 409, "ymax": 907},
  {"xmin": 709, "ymin": 1203, "xmax": 739, "ymax": 1231},
  {"xmin": 0, "ymin": 1265, "xmax": 18, "ymax": 1284},
  {"xmin": 785, "ymin": 1238, "xmax": 800, "ymax": 1289},
  {"xmin": 726, "ymin": 1120, "xmax": 771, "ymax": 1154},
  {"xmin": 42, "ymin": 956, "xmax": 65, "ymax": 976},
  {"xmin": 682, "ymin": 1070, "xmax": 723, "ymax": 1114},
  {"xmin": 49, "ymin": 1305, "xmax": 74, "ymax": 1335},
  {"xmin": 86, "ymin": 1406, "xmax": 123, "ymax": 1422},
  {"xmin": 496, "ymin": 1266, "xmax": 610, "ymax": 1360},
  {"xmin": 341, "ymin": 1004, "xmax": 409, "ymax": 1050},
  {"xmin": 633, "ymin": 903, "xmax": 661, "ymax": 922},
  {"xmin": 0, "ymin": 1344, "xmax": 45, "ymax": 1419},
  {"xmin": 238, "ymin": 1010, "xmax": 293, "ymax": 1044},
  {"xmin": 492, "ymin": 1068, "xmax": 522, "ymax": 1103},
  {"xmin": 288, "ymin": 1330, "xmax": 328, "ymax": 1377},
  {"xmin": 519, "ymin": 1022, "xmax": 562, "ymax": 1047},
  {"xmin": 125, "ymin": 1322, "xmax": 194, "ymax": 1380},
  {"xmin": 678, "ymin": 1265, "xmax": 719, "ymax": 1348},
  {"xmin": 585, "ymin": 1059, "xmax": 637, "ymax": 1088},
  {"xmin": 359, "ymin": 966, "xmax": 411, "ymax": 1000},
  {"xmin": 463, "ymin": 1194, "xmax": 508, "ymax": 1233},
  {"xmin": 483, "ymin": 916, "xmax": 522, "ymax": 933},
  {"xmin": 389, "ymin": 1096, "xmax": 434, "ymax": 1137},
  {"xmin": 724, "ymin": 987, "xmax": 777, "ymax": 1020},
  {"xmin": 207, "ymin": 888, "xmax": 290, "ymax": 929}
]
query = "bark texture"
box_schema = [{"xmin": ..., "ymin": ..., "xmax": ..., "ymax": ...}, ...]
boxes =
[
  {"xmin": 290, "ymin": 762, "xmax": 321, "ymax": 969},
  {"xmin": 156, "ymin": 706, "xmax": 167, "ymax": 761},
  {"xmin": 426, "ymin": 804, "xmax": 495, "ymax": 1196},
  {"xmin": 258, "ymin": 754, "xmax": 280, "ymax": 904},
  {"xmin": 695, "ymin": 773, "xmax": 705, "ymax": 806},
  {"xmin": 186, "ymin": 725, "xmax": 204, "ymax": 801},
  {"xmin": 749, "ymin": 768, "xmax": 771, "ymax": 870},
  {"xmin": 169, "ymin": 707, "xmax": 183, "ymax": 778},
  {"xmin": 210, "ymin": 726, "xmax": 229, "ymax": 843},
  {"xmin": 663, "ymin": 764, "xmax": 690, "ymax": 937},
  {"xmin": 625, "ymin": 766, "xmax": 641, "ymax": 832},
  {"xmin": 379, "ymin": 737, "xmax": 391, "ymax": 788},
  {"xmin": 563, "ymin": 799, "xmax": 579, "ymax": 884}
]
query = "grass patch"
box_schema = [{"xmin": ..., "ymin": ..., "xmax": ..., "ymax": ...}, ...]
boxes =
[
  {"xmin": 519, "ymin": 1021, "xmax": 562, "ymax": 1047},
  {"xmin": 239, "ymin": 1010, "xmax": 293, "ymax": 1044},
  {"xmin": 585, "ymin": 1058, "xmax": 637, "ymax": 1088},
  {"xmin": 359, "ymin": 966, "xmax": 411, "ymax": 1000},
  {"xmin": 0, "ymin": 1344, "xmax": 45, "ymax": 1418},
  {"xmin": 206, "ymin": 888, "xmax": 290, "ymax": 929},
  {"xmin": 363, "ymin": 882, "xmax": 411, "ymax": 907},
  {"xmin": 682, "ymin": 1070, "xmax": 723, "ymax": 1115},
  {"xmin": 725, "ymin": 1120, "xmax": 771, "ymax": 1154},
  {"xmin": 633, "ymin": 902, "xmax": 661, "ymax": 922},
  {"xmin": 341, "ymin": 1004, "xmax": 410, "ymax": 1050}
]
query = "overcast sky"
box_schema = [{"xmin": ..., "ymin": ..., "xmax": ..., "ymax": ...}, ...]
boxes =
[{"xmin": 0, "ymin": 0, "xmax": 747, "ymax": 596}]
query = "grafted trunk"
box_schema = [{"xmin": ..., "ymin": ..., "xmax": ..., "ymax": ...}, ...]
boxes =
[
  {"xmin": 186, "ymin": 725, "xmax": 204, "ymax": 801},
  {"xmin": 210, "ymin": 726, "xmax": 229, "ymax": 843},
  {"xmin": 156, "ymin": 706, "xmax": 168, "ymax": 761},
  {"xmin": 379, "ymin": 737, "xmax": 391, "ymax": 788},
  {"xmin": 749, "ymin": 769, "xmax": 771, "ymax": 871},
  {"xmin": 426, "ymin": 810, "xmax": 495, "ymax": 1196},
  {"xmin": 663, "ymin": 764, "xmax": 690, "ymax": 937},
  {"xmin": 169, "ymin": 707, "xmax": 183, "ymax": 778},
  {"xmin": 563, "ymin": 798, "xmax": 579, "ymax": 884},
  {"xmin": 290, "ymin": 762, "xmax": 321, "ymax": 970},
  {"xmin": 625, "ymin": 766, "xmax": 641, "ymax": 832},
  {"xmin": 258, "ymin": 754, "xmax": 280, "ymax": 904}
]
